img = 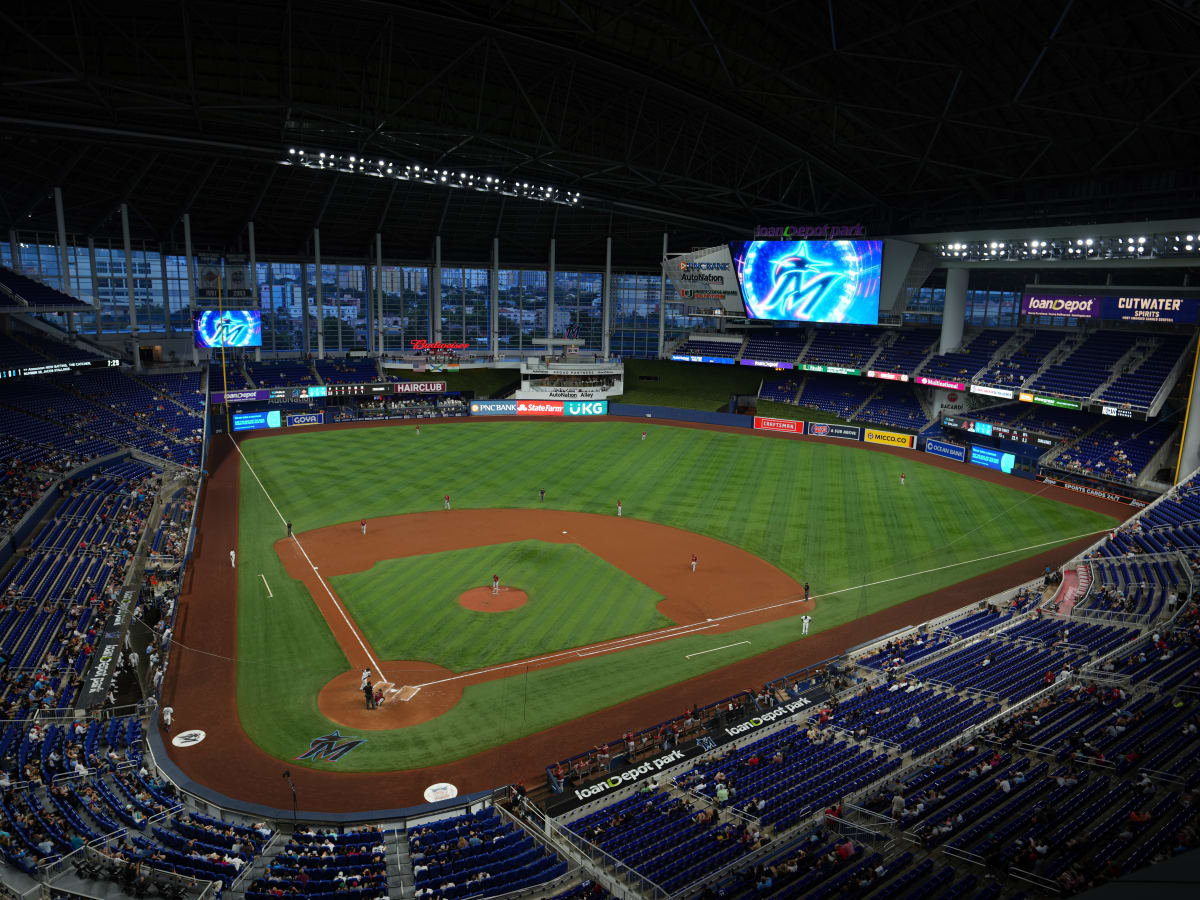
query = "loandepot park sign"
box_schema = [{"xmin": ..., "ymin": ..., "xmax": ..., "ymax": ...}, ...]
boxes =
[{"xmin": 663, "ymin": 245, "xmax": 744, "ymax": 314}]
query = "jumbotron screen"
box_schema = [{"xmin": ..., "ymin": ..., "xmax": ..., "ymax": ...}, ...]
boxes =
[
  {"xmin": 194, "ymin": 309, "xmax": 262, "ymax": 348},
  {"xmin": 731, "ymin": 240, "xmax": 883, "ymax": 325}
]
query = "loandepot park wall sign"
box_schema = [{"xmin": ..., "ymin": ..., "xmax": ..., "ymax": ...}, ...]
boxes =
[{"xmin": 753, "ymin": 224, "xmax": 867, "ymax": 239}]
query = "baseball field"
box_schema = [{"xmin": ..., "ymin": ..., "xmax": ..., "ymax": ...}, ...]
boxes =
[{"xmin": 219, "ymin": 418, "xmax": 1120, "ymax": 775}]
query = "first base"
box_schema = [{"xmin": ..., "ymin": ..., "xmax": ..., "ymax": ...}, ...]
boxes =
[{"xmin": 396, "ymin": 685, "xmax": 421, "ymax": 702}]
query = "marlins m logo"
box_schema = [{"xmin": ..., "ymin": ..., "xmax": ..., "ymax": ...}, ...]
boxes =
[{"xmin": 295, "ymin": 730, "xmax": 367, "ymax": 763}]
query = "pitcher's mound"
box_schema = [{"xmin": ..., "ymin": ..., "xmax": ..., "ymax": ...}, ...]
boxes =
[
  {"xmin": 459, "ymin": 586, "xmax": 527, "ymax": 612},
  {"xmin": 318, "ymin": 661, "xmax": 462, "ymax": 730}
]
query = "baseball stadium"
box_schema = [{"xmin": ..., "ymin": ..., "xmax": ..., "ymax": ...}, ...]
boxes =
[{"xmin": 1, "ymin": 4, "xmax": 1199, "ymax": 900}]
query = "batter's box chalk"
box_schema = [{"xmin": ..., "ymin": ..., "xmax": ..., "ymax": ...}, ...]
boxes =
[{"xmin": 396, "ymin": 685, "xmax": 422, "ymax": 702}]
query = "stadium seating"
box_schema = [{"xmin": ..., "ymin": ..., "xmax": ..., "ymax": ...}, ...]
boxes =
[
  {"xmin": 801, "ymin": 327, "xmax": 878, "ymax": 370},
  {"xmin": 918, "ymin": 330, "xmax": 1008, "ymax": 382},
  {"xmin": 759, "ymin": 377, "xmax": 801, "ymax": 404},
  {"xmin": 1099, "ymin": 334, "xmax": 1192, "ymax": 409},
  {"xmin": 315, "ymin": 358, "xmax": 380, "ymax": 384},
  {"xmin": 975, "ymin": 330, "xmax": 1066, "ymax": 388},
  {"xmin": 246, "ymin": 826, "xmax": 387, "ymax": 900},
  {"xmin": 854, "ymin": 382, "xmax": 928, "ymax": 431},
  {"xmin": 672, "ymin": 338, "xmax": 743, "ymax": 360},
  {"xmin": 1049, "ymin": 418, "xmax": 1177, "ymax": 484},
  {"xmin": 869, "ymin": 329, "xmax": 937, "ymax": 375},
  {"xmin": 741, "ymin": 332, "xmax": 807, "ymax": 364},
  {"xmin": 795, "ymin": 374, "xmax": 875, "ymax": 420},
  {"xmin": 245, "ymin": 359, "xmax": 317, "ymax": 388},
  {"xmin": 1032, "ymin": 331, "xmax": 1140, "ymax": 399},
  {"xmin": 0, "ymin": 267, "xmax": 90, "ymax": 308}
]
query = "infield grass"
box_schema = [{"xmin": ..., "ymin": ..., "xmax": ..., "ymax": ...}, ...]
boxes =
[
  {"xmin": 331, "ymin": 540, "xmax": 670, "ymax": 671},
  {"xmin": 234, "ymin": 419, "xmax": 1120, "ymax": 771}
]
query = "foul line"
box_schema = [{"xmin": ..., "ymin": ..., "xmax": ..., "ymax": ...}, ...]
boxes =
[
  {"xmin": 407, "ymin": 526, "xmax": 1111, "ymax": 690},
  {"xmin": 686, "ymin": 641, "xmax": 750, "ymax": 659},
  {"xmin": 259, "ymin": 573, "xmax": 273, "ymax": 598},
  {"xmin": 229, "ymin": 436, "xmax": 387, "ymax": 681}
]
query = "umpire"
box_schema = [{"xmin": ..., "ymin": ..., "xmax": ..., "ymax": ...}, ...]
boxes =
[{"xmin": 363, "ymin": 679, "xmax": 375, "ymax": 709}]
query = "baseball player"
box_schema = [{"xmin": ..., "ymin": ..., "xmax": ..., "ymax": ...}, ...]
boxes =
[
  {"xmin": 415, "ymin": 424, "xmax": 421, "ymax": 436},
  {"xmin": 229, "ymin": 548, "xmax": 236, "ymax": 568},
  {"xmin": 361, "ymin": 519, "xmax": 367, "ymax": 535},
  {"xmin": 801, "ymin": 614, "xmax": 811, "ymax": 636},
  {"xmin": 444, "ymin": 494, "xmax": 451, "ymax": 510},
  {"xmin": 492, "ymin": 574, "xmax": 500, "ymax": 595},
  {"xmin": 161, "ymin": 706, "xmax": 173, "ymax": 733},
  {"xmin": 690, "ymin": 554, "xmax": 698, "ymax": 573},
  {"xmin": 804, "ymin": 582, "xmax": 810, "ymax": 601},
  {"xmin": 617, "ymin": 500, "xmax": 622, "ymax": 518},
  {"xmin": 539, "ymin": 488, "xmax": 545, "ymax": 502},
  {"xmin": 360, "ymin": 668, "xmax": 371, "ymax": 690},
  {"xmin": 641, "ymin": 431, "xmax": 646, "ymax": 441},
  {"xmin": 900, "ymin": 472, "xmax": 906, "ymax": 486}
]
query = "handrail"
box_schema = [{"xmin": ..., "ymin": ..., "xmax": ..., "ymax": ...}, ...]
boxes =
[{"xmin": 1010, "ymin": 865, "xmax": 1063, "ymax": 894}]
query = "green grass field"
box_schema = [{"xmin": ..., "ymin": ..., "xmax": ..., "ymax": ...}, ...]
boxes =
[
  {"xmin": 332, "ymin": 540, "xmax": 670, "ymax": 671},
  {"xmin": 234, "ymin": 419, "xmax": 1120, "ymax": 771}
]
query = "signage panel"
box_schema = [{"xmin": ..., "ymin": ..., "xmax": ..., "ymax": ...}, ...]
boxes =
[
  {"xmin": 805, "ymin": 422, "xmax": 861, "ymax": 440},
  {"xmin": 740, "ymin": 359, "xmax": 795, "ymax": 369},
  {"xmin": 924, "ymin": 438, "xmax": 966, "ymax": 462},
  {"xmin": 753, "ymin": 416, "xmax": 803, "ymax": 434},
  {"xmin": 286, "ymin": 412, "xmax": 325, "ymax": 427},
  {"xmin": 669, "ymin": 354, "xmax": 736, "ymax": 365},
  {"xmin": 916, "ymin": 376, "xmax": 966, "ymax": 390},
  {"xmin": 969, "ymin": 384, "xmax": 1015, "ymax": 400},
  {"xmin": 970, "ymin": 444, "xmax": 1016, "ymax": 474},
  {"xmin": 800, "ymin": 364, "xmax": 860, "ymax": 376},
  {"xmin": 867, "ymin": 370, "xmax": 910, "ymax": 382},
  {"xmin": 863, "ymin": 428, "xmax": 914, "ymax": 448},
  {"xmin": 232, "ymin": 410, "xmax": 282, "ymax": 432}
]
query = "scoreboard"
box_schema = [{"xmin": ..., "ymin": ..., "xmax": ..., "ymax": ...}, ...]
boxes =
[
  {"xmin": 212, "ymin": 381, "xmax": 448, "ymax": 404},
  {"xmin": 941, "ymin": 415, "xmax": 1058, "ymax": 448}
]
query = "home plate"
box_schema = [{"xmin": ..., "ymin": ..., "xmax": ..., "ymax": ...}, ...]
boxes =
[{"xmin": 396, "ymin": 686, "xmax": 421, "ymax": 701}]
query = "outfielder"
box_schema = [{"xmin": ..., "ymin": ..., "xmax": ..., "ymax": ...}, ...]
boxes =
[
  {"xmin": 229, "ymin": 549, "xmax": 236, "ymax": 568},
  {"xmin": 617, "ymin": 500, "xmax": 623, "ymax": 518},
  {"xmin": 444, "ymin": 493, "xmax": 451, "ymax": 510}
]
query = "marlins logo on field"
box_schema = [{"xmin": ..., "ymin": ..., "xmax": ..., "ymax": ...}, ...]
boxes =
[{"xmin": 295, "ymin": 730, "xmax": 367, "ymax": 763}]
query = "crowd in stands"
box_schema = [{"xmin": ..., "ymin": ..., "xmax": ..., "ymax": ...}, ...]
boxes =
[
  {"xmin": 315, "ymin": 358, "xmax": 381, "ymax": 384},
  {"xmin": 247, "ymin": 825, "xmax": 386, "ymax": 900},
  {"xmin": 919, "ymin": 330, "xmax": 1007, "ymax": 382}
]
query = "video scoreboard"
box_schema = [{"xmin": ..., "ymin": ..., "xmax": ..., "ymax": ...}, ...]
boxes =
[
  {"xmin": 941, "ymin": 415, "xmax": 1058, "ymax": 448},
  {"xmin": 0, "ymin": 358, "xmax": 120, "ymax": 380}
]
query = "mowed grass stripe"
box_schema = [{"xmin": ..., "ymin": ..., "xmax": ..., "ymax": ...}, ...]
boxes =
[
  {"xmin": 331, "ymin": 540, "xmax": 670, "ymax": 671},
  {"xmin": 233, "ymin": 422, "xmax": 1121, "ymax": 771}
]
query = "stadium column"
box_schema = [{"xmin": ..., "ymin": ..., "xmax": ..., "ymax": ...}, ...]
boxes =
[
  {"xmin": 376, "ymin": 232, "xmax": 384, "ymax": 355},
  {"xmin": 658, "ymin": 232, "xmax": 667, "ymax": 357},
  {"xmin": 314, "ymin": 228, "xmax": 325, "ymax": 360},
  {"xmin": 249, "ymin": 221, "xmax": 261, "ymax": 362},
  {"xmin": 120, "ymin": 203, "xmax": 142, "ymax": 371},
  {"xmin": 432, "ymin": 235, "xmax": 442, "ymax": 345},
  {"xmin": 940, "ymin": 267, "xmax": 968, "ymax": 354},
  {"xmin": 54, "ymin": 187, "xmax": 74, "ymax": 336},
  {"xmin": 1176, "ymin": 340, "xmax": 1200, "ymax": 482},
  {"xmin": 183, "ymin": 214, "xmax": 199, "ymax": 364},
  {"xmin": 602, "ymin": 235, "xmax": 612, "ymax": 359},
  {"xmin": 490, "ymin": 236, "xmax": 500, "ymax": 360},
  {"xmin": 548, "ymin": 237, "xmax": 556, "ymax": 347},
  {"xmin": 365, "ymin": 253, "xmax": 374, "ymax": 356},
  {"xmin": 7, "ymin": 229, "xmax": 18, "ymax": 274},
  {"xmin": 87, "ymin": 237, "xmax": 101, "ymax": 337}
]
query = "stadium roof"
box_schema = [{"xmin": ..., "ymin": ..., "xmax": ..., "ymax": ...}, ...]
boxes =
[{"xmin": 1, "ymin": 0, "xmax": 1198, "ymax": 265}]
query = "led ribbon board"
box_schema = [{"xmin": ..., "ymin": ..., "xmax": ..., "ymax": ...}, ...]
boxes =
[{"xmin": 732, "ymin": 240, "xmax": 883, "ymax": 325}]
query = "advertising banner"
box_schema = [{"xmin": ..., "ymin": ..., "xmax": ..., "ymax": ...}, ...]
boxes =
[
  {"xmin": 1032, "ymin": 395, "xmax": 1082, "ymax": 410},
  {"xmin": 1022, "ymin": 292, "xmax": 1199, "ymax": 325},
  {"xmin": 800, "ymin": 364, "xmax": 861, "ymax": 376},
  {"xmin": 395, "ymin": 381, "xmax": 448, "ymax": 394},
  {"xmin": 662, "ymin": 244, "xmax": 745, "ymax": 314},
  {"xmin": 740, "ymin": 359, "xmax": 795, "ymax": 369},
  {"xmin": 564, "ymin": 401, "xmax": 608, "ymax": 416},
  {"xmin": 212, "ymin": 389, "xmax": 271, "ymax": 404},
  {"xmin": 232, "ymin": 410, "xmax": 282, "ymax": 432},
  {"xmin": 916, "ymin": 376, "xmax": 966, "ymax": 390},
  {"xmin": 924, "ymin": 438, "xmax": 967, "ymax": 462},
  {"xmin": 286, "ymin": 412, "xmax": 325, "ymax": 427},
  {"xmin": 969, "ymin": 383, "xmax": 1015, "ymax": 400},
  {"xmin": 469, "ymin": 400, "xmax": 518, "ymax": 415},
  {"xmin": 1036, "ymin": 475, "xmax": 1147, "ymax": 508},
  {"xmin": 1100, "ymin": 405, "xmax": 1135, "ymax": 419},
  {"xmin": 970, "ymin": 444, "xmax": 1016, "ymax": 474},
  {"xmin": 76, "ymin": 587, "xmax": 135, "ymax": 710},
  {"xmin": 805, "ymin": 422, "xmax": 861, "ymax": 440},
  {"xmin": 552, "ymin": 693, "xmax": 819, "ymax": 815},
  {"xmin": 867, "ymin": 370, "xmax": 909, "ymax": 383},
  {"xmin": 753, "ymin": 416, "xmax": 803, "ymax": 434},
  {"xmin": 864, "ymin": 428, "xmax": 915, "ymax": 449},
  {"xmin": 669, "ymin": 354, "xmax": 736, "ymax": 365},
  {"xmin": 515, "ymin": 400, "xmax": 565, "ymax": 416}
]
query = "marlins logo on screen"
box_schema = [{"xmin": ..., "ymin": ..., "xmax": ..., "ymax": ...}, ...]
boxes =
[
  {"xmin": 194, "ymin": 309, "xmax": 262, "ymax": 348},
  {"xmin": 731, "ymin": 240, "xmax": 882, "ymax": 325}
]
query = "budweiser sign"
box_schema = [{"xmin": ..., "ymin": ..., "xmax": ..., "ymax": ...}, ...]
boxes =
[{"xmin": 411, "ymin": 339, "xmax": 470, "ymax": 351}]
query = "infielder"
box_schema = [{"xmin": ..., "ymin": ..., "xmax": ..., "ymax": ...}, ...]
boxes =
[
  {"xmin": 444, "ymin": 494, "xmax": 451, "ymax": 510},
  {"xmin": 617, "ymin": 500, "xmax": 622, "ymax": 518},
  {"xmin": 229, "ymin": 549, "xmax": 236, "ymax": 568},
  {"xmin": 690, "ymin": 554, "xmax": 698, "ymax": 573},
  {"xmin": 801, "ymin": 614, "xmax": 811, "ymax": 635},
  {"xmin": 361, "ymin": 519, "xmax": 367, "ymax": 535}
]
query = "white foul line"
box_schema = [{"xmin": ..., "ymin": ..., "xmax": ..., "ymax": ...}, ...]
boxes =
[
  {"xmin": 686, "ymin": 640, "xmax": 750, "ymax": 659},
  {"xmin": 230, "ymin": 436, "xmax": 386, "ymax": 680},
  {"xmin": 258, "ymin": 573, "xmax": 273, "ymax": 598}
]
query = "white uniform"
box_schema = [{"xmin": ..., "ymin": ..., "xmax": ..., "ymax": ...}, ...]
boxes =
[
  {"xmin": 162, "ymin": 706, "xmax": 173, "ymax": 729},
  {"xmin": 617, "ymin": 502, "xmax": 622, "ymax": 518},
  {"xmin": 229, "ymin": 549, "xmax": 236, "ymax": 567},
  {"xmin": 801, "ymin": 615, "xmax": 811, "ymax": 635},
  {"xmin": 360, "ymin": 668, "xmax": 371, "ymax": 689}
]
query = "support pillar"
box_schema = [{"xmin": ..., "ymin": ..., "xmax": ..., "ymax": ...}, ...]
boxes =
[
  {"xmin": 490, "ymin": 237, "xmax": 499, "ymax": 360},
  {"xmin": 87, "ymin": 237, "xmax": 101, "ymax": 336},
  {"xmin": 365, "ymin": 256, "xmax": 374, "ymax": 356},
  {"xmin": 183, "ymin": 214, "xmax": 199, "ymax": 364},
  {"xmin": 120, "ymin": 203, "xmax": 141, "ymax": 370},
  {"xmin": 54, "ymin": 187, "xmax": 70, "ymax": 300},
  {"xmin": 1177, "ymin": 338, "xmax": 1200, "ymax": 482},
  {"xmin": 7, "ymin": 229, "xmax": 19, "ymax": 273},
  {"xmin": 939, "ymin": 267, "xmax": 968, "ymax": 355},
  {"xmin": 432, "ymin": 235, "xmax": 442, "ymax": 344},
  {"xmin": 248, "ymin": 222, "xmax": 260, "ymax": 361},
  {"xmin": 300, "ymin": 262, "xmax": 311, "ymax": 357},
  {"xmin": 158, "ymin": 251, "xmax": 170, "ymax": 335},
  {"xmin": 375, "ymin": 235, "xmax": 384, "ymax": 357},
  {"xmin": 547, "ymin": 238, "xmax": 556, "ymax": 350},
  {"xmin": 314, "ymin": 229, "xmax": 325, "ymax": 359},
  {"xmin": 657, "ymin": 232, "xmax": 667, "ymax": 358},
  {"xmin": 602, "ymin": 236, "xmax": 612, "ymax": 359}
]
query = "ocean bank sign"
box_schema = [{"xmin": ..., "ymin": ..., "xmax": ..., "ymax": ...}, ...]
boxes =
[{"xmin": 924, "ymin": 438, "xmax": 967, "ymax": 462}]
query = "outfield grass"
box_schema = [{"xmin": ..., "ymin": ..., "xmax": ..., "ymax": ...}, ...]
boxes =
[
  {"xmin": 332, "ymin": 540, "xmax": 670, "ymax": 671},
  {"xmin": 234, "ymin": 420, "xmax": 1121, "ymax": 771}
]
